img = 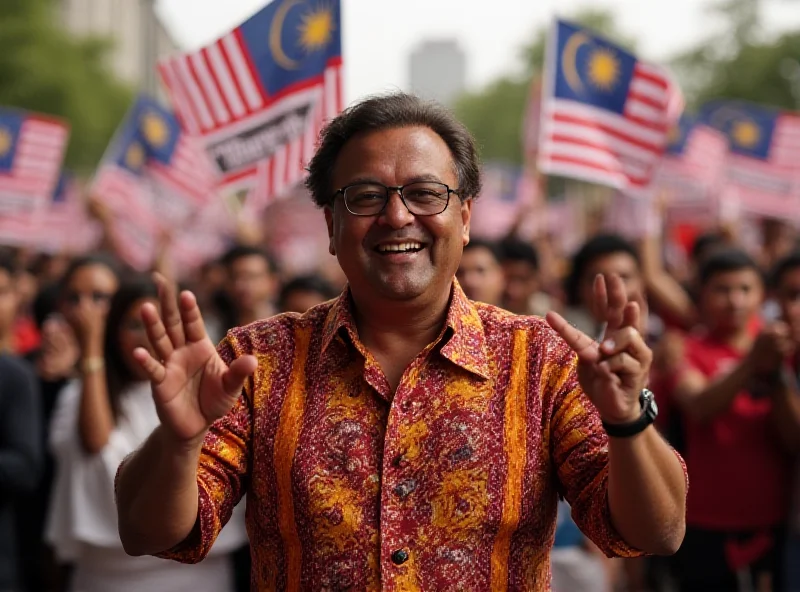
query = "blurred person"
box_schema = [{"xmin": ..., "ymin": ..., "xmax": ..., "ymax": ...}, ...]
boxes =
[
  {"xmin": 58, "ymin": 255, "xmax": 121, "ymax": 337},
  {"xmin": 0, "ymin": 253, "xmax": 20, "ymax": 353},
  {"xmin": 46, "ymin": 275, "xmax": 246, "ymax": 592},
  {"xmin": 498, "ymin": 237, "xmax": 553, "ymax": 317},
  {"xmin": 16, "ymin": 284, "xmax": 80, "ymax": 592},
  {"xmin": 563, "ymin": 234, "xmax": 645, "ymax": 339},
  {"xmin": 761, "ymin": 219, "xmax": 796, "ymax": 273},
  {"xmin": 671, "ymin": 248, "xmax": 796, "ymax": 591},
  {"xmin": 220, "ymin": 245, "xmax": 280, "ymax": 330},
  {"xmin": 115, "ymin": 93, "xmax": 686, "ymax": 589},
  {"xmin": 278, "ymin": 274, "xmax": 338, "ymax": 313},
  {"xmin": 456, "ymin": 238, "xmax": 504, "ymax": 305}
]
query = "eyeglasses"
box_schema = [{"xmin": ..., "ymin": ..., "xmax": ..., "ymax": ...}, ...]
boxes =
[{"xmin": 333, "ymin": 181, "xmax": 459, "ymax": 217}]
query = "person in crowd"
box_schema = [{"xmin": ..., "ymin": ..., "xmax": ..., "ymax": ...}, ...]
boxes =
[
  {"xmin": 563, "ymin": 234, "xmax": 646, "ymax": 339},
  {"xmin": 115, "ymin": 93, "xmax": 687, "ymax": 590},
  {"xmin": 456, "ymin": 238, "xmax": 505, "ymax": 305},
  {"xmin": 218, "ymin": 245, "xmax": 280, "ymax": 332},
  {"xmin": 498, "ymin": 237, "xmax": 553, "ymax": 317},
  {"xmin": 0, "ymin": 253, "xmax": 43, "ymax": 592},
  {"xmin": 278, "ymin": 274, "xmax": 338, "ymax": 314},
  {"xmin": 16, "ymin": 284, "xmax": 80, "ymax": 592},
  {"xmin": 670, "ymin": 248, "xmax": 798, "ymax": 591},
  {"xmin": 46, "ymin": 275, "xmax": 247, "ymax": 592},
  {"xmin": 58, "ymin": 255, "xmax": 121, "ymax": 337}
]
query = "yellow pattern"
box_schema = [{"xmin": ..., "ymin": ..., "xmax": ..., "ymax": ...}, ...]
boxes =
[
  {"xmin": 298, "ymin": 3, "xmax": 335, "ymax": 52},
  {"xmin": 587, "ymin": 47, "xmax": 620, "ymax": 91},
  {"xmin": 307, "ymin": 474, "xmax": 364, "ymax": 552},
  {"xmin": 141, "ymin": 111, "xmax": 169, "ymax": 147},
  {"xmin": 273, "ymin": 326, "xmax": 312, "ymax": 592},
  {"xmin": 732, "ymin": 120, "xmax": 760, "ymax": 148},
  {"xmin": 430, "ymin": 467, "xmax": 490, "ymax": 533},
  {"xmin": 0, "ymin": 128, "xmax": 11, "ymax": 157},
  {"xmin": 490, "ymin": 329, "xmax": 529, "ymax": 590}
]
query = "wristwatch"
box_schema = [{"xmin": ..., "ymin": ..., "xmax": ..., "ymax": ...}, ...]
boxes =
[{"xmin": 602, "ymin": 389, "xmax": 658, "ymax": 438}]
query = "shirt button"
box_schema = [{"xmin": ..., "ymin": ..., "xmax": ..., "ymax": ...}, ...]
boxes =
[{"xmin": 391, "ymin": 549, "xmax": 409, "ymax": 565}]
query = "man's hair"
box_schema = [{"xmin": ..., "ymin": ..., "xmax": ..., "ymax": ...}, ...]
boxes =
[
  {"xmin": 59, "ymin": 253, "xmax": 122, "ymax": 293},
  {"xmin": 462, "ymin": 238, "xmax": 502, "ymax": 264},
  {"xmin": 698, "ymin": 247, "xmax": 761, "ymax": 287},
  {"xmin": 220, "ymin": 244, "xmax": 279, "ymax": 274},
  {"xmin": 499, "ymin": 237, "xmax": 539, "ymax": 269},
  {"xmin": 565, "ymin": 234, "xmax": 640, "ymax": 307},
  {"xmin": 0, "ymin": 251, "xmax": 17, "ymax": 279},
  {"xmin": 279, "ymin": 274, "xmax": 338, "ymax": 306},
  {"xmin": 305, "ymin": 92, "xmax": 482, "ymax": 208},
  {"xmin": 691, "ymin": 231, "xmax": 726, "ymax": 263},
  {"xmin": 770, "ymin": 250, "xmax": 800, "ymax": 289}
]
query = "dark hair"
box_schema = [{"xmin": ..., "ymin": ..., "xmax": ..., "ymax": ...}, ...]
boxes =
[
  {"xmin": 499, "ymin": 237, "xmax": 539, "ymax": 269},
  {"xmin": 305, "ymin": 92, "xmax": 482, "ymax": 207},
  {"xmin": 770, "ymin": 250, "xmax": 800, "ymax": 289},
  {"xmin": 565, "ymin": 234, "xmax": 640, "ymax": 307},
  {"xmin": 220, "ymin": 244, "xmax": 279, "ymax": 275},
  {"xmin": 59, "ymin": 253, "xmax": 122, "ymax": 294},
  {"xmin": 32, "ymin": 283, "xmax": 61, "ymax": 330},
  {"xmin": 463, "ymin": 238, "xmax": 502, "ymax": 263},
  {"xmin": 0, "ymin": 251, "xmax": 17, "ymax": 279},
  {"xmin": 691, "ymin": 232, "xmax": 725, "ymax": 263},
  {"xmin": 103, "ymin": 275, "xmax": 158, "ymax": 418},
  {"xmin": 698, "ymin": 248, "xmax": 761, "ymax": 287},
  {"xmin": 279, "ymin": 274, "xmax": 338, "ymax": 307}
]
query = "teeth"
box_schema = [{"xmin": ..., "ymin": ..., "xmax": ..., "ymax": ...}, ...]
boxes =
[{"xmin": 378, "ymin": 242, "xmax": 422, "ymax": 253}]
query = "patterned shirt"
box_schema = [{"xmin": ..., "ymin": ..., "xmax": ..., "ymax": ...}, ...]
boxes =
[{"xmin": 156, "ymin": 282, "xmax": 653, "ymax": 591}]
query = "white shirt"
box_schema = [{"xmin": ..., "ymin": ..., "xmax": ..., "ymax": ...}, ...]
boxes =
[{"xmin": 46, "ymin": 380, "xmax": 248, "ymax": 592}]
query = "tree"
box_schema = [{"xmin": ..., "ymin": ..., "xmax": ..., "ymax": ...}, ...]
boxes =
[
  {"xmin": 0, "ymin": 0, "xmax": 133, "ymax": 173},
  {"xmin": 453, "ymin": 8, "xmax": 631, "ymax": 166}
]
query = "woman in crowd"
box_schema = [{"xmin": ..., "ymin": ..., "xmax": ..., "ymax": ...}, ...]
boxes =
[{"xmin": 46, "ymin": 275, "xmax": 247, "ymax": 592}]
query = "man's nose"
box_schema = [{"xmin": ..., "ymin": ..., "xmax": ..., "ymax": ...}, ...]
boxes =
[{"xmin": 378, "ymin": 191, "xmax": 415, "ymax": 229}]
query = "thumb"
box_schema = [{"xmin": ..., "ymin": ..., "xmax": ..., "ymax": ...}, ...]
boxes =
[{"xmin": 221, "ymin": 355, "xmax": 258, "ymax": 397}]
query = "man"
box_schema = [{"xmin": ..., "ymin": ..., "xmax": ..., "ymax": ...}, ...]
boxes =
[
  {"xmin": 220, "ymin": 245, "xmax": 280, "ymax": 329},
  {"xmin": 278, "ymin": 275, "xmax": 338, "ymax": 314},
  {"xmin": 671, "ymin": 248, "xmax": 797, "ymax": 591},
  {"xmin": 115, "ymin": 93, "xmax": 687, "ymax": 590},
  {"xmin": 456, "ymin": 238, "xmax": 505, "ymax": 305},
  {"xmin": 0, "ymin": 254, "xmax": 42, "ymax": 592},
  {"xmin": 498, "ymin": 237, "xmax": 552, "ymax": 317}
]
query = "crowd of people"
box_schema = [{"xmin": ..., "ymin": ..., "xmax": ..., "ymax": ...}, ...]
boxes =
[{"xmin": 1, "ymin": 96, "xmax": 799, "ymax": 592}]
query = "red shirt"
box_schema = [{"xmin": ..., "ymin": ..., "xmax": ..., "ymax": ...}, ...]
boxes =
[{"xmin": 682, "ymin": 333, "xmax": 793, "ymax": 530}]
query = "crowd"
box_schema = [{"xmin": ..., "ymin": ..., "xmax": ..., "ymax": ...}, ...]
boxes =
[{"xmin": 1, "ymin": 113, "xmax": 799, "ymax": 592}]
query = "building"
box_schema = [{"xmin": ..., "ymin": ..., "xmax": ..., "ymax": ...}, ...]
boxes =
[
  {"xmin": 408, "ymin": 39, "xmax": 467, "ymax": 107},
  {"xmin": 59, "ymin": 0, "xmax": 178, "ymax": 95}
]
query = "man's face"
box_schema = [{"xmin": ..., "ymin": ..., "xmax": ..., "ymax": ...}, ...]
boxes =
[
  {"xmin": 502, "ymin": 260, "xmax": 539, "ymax": 314},
  {"xmin": 579, "ymin": 252, "xmax": 643, "ymax": 319},
  {"xmin": 228, "ymin": 255, "xmax": 276, "ymax": 312},
  {"xmin": 776, "ymin": 267, "xmax": 800, "ymax": 342},
  {"xmin": 456, "ymin": 247, "xmax": 504, "ymax": 305},
  {"xmin": 700, "ymin": 268, "xmax": 763, "ymax": 333},
  {"xmin": 0, "ymin": 269, "xmax": 19, "ymax": 340},
  {"xmin": 325, "ymin": 126, "xmax": 472, "ymax": 303}
]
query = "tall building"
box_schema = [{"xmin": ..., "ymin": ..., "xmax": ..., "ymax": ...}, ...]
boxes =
[
  {"xmin": 59, "ymin": 0, "xmax": 178, "ymax": 95},
  {"xmin": 408, "ymin": 39, "xmax": 467, "ymax": 107}
]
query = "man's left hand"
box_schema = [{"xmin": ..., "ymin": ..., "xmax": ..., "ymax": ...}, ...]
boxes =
[{"xmin": 546, "ymin": 273, "xmax": 652, "ymax": 425}]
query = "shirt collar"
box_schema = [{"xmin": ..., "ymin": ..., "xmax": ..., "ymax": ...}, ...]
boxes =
[{"xmin": 321, "ymin": 280, "xmax": 491, "ymax": 380}]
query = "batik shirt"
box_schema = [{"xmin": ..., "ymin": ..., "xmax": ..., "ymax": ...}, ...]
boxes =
[{"xmin": 155, "ymin": 282, "xmax": 667, "ymax": 591}]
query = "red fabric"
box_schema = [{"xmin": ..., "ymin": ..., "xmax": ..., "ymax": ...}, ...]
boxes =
[
  {"xmin": 12, "ymin": 316, "xmax": 40, "ymax": 355},
  {"xmin": 682, "ymin": 333, "xmax": 793, "ymax": 530}
]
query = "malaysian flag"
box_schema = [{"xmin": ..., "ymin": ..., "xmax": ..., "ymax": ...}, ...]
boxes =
[
  {"xmin": 158, "ymin": 0, "xmax": 343, "ymax": 208},
  {"xmin": 699, "ymin": 100, "xmax": 800, "ymax": 219},
  {"xmin": 0, "ymin": 107, "xmax": 69, "ymax": 215},
  {"xmin": 538, "ymin": 20, "xmax": 683, "ymax": 190}
]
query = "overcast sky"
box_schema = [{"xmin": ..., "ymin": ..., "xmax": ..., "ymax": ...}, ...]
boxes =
[{"xmin": 156, "ymin": 0, "xmax": 800, "ymax": 103}]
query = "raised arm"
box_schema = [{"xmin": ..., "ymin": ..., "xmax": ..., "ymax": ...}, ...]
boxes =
[{"xmin": 115, "ymin": 274, "xmax": 256, "ymax": 557}]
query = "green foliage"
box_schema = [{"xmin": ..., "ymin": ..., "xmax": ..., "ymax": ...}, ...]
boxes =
[{"xmin": 0, "ymin": 0, "xmax": 133, "ymax": 173}]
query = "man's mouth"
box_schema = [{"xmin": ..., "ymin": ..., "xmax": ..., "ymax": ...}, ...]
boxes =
[{"xmin": 375, "ymin": 241, "xmax": 424, "ymax": 254}]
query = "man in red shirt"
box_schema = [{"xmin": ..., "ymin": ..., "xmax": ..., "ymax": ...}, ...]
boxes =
[{"xmin": 673, "ymin": 248, "xmax": 797, "ymax": 591}]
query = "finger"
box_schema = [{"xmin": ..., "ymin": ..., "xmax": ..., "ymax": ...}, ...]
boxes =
[
  {"xmin": 220, "ymin": 355, "xmax": 258, "ymax": 397},
  {"xmin": 546, "ymin": 311, "xmax": 600, "ymax": 362},
  {"xmin": 589, "ymin": 274, "xmax": 608, "ymax": 328},
  {"xmin": 599, "ymin": 352, "xmax": 640, "ymax": 377},
  {"xmin": 133, "ymin": 347, "xmax": 166, "ymax": 384},
  {"xmin": 600, "ymin": 326, "xmax": 652, "ymax": 367},
  {"xmin": 140, "ymin": 301, "xmax": 174, "ymax": 361},
  {"xmin": 604, "ymin": 274, "xmax": 627, "ymax": 332},
  {"xmin": 179, "ymin": 290, "xmax": 208, "ymax": 343},
  {"xmin": 154, "ymin": 272, "xmax": 185, "ymax": 349},
  {"xmin": 621, "ymin": 301, "xmax": 640, "ymax": 334}
]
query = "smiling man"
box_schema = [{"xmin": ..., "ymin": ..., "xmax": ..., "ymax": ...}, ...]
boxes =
[{"xmin": 115, "ymin": 93, "xmax": 687, "ymax": 591}]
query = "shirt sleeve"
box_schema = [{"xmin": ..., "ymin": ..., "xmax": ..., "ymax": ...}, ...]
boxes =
[
  {"xmin": 0, "ymin": 357, "xmax": 42, "ymax": 494},
  {"xmin": 545, "ymin": 336, "xmax": 645, "ymax": 559},
  {"xmin": 155, "ymin": 332, "xmax": 254, "ymax": 564}
]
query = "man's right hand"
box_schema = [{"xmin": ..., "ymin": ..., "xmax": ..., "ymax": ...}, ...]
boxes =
[{"xmin": 133, "ymin": 273, "xmax": 258, "ymax": 447}]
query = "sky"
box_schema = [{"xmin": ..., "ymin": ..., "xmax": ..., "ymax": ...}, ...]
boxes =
[{"xmin": 156, "ymin": 0, "xmax": 800, "ymax": 104}]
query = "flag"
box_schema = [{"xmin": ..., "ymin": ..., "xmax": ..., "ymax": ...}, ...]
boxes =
[
  {"xmin": 538, "ymin": 20, "xmax": 683, "ymax": 190},
  {"xmin": 157, "ymin": 0, "xmax": 344, "ymax": 206},
  {"xmin": 470, "ymin": 164, "xmax": 525, "ymax": 240},
  {"xmin": 0, "ymin": 107, "xmax": 69, "ymax": 215},
  {"xmin": 699, "ymin": 100, "xmax": 800, "ymax": 219}
]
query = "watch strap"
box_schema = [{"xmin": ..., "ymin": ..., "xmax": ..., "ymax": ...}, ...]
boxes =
[{"xmin": 602, "ymin": 389, "xmax": 657, "ymax": 438}]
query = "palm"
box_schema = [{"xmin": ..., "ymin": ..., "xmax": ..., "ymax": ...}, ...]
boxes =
[{"xmin": 134, "ymin": 274, "xmax": 257, "ymax": 444}]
